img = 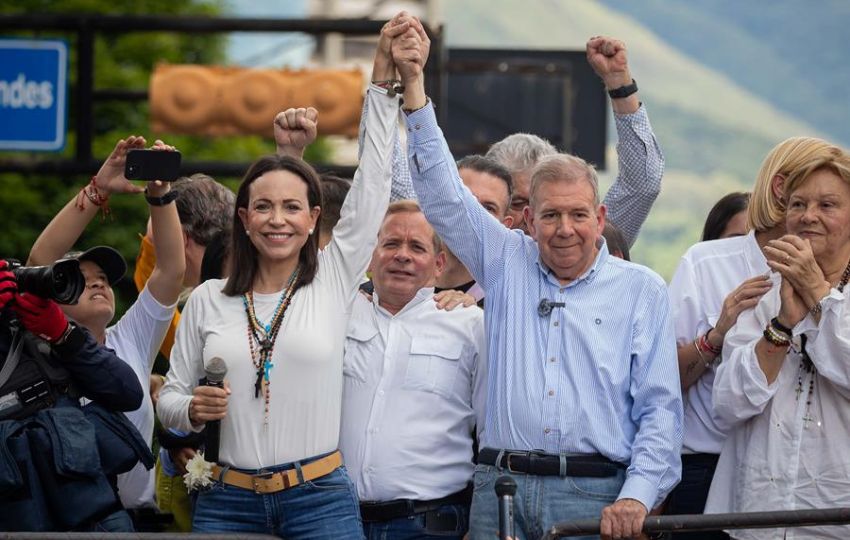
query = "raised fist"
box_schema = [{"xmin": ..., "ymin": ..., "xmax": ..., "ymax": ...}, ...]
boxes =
[
  {"xmin": 586, "ymin": 36, "xmax": 631, "ymax": 89},
  {"xmin": 274, "ymin": 107, "xmax": 319, "ymax": 159}
]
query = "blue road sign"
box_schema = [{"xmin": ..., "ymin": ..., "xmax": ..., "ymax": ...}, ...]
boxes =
[{"xmin": 0, "ymin": 39, "xmax": 68, "ymax": 151}]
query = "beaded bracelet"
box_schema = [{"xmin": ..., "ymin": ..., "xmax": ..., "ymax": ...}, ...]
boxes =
[
  {"xmin": 763, "ymin": 323, "xmax": 791, "ymax": 347},
  {"xmin": 770, "ymin": 317, "xmax": 793, "ymax": 335}
]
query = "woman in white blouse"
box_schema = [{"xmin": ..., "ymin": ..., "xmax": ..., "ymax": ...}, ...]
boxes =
[
  {"xmin": 156, "ymin": 24, "xmax": 409, "ymax": 535},
  {"xmin": 706, "ymin": 144, "xmax": 850, "ymax": 539}
]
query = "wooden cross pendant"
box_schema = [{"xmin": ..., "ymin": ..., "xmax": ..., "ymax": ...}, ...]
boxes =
[{"xmin": 254, "ymin": 366, "xmax": 264, "ymax": 398}]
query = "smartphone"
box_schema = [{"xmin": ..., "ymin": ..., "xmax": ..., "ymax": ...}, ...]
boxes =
[{"xmin": 125, "ymin": 149, "xmax": 182, "ymax": 181}]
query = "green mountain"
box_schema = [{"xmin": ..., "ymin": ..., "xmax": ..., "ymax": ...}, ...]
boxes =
[{"xmin": 599, "ymin": 0, "xmax": 850, "ymax": 148}]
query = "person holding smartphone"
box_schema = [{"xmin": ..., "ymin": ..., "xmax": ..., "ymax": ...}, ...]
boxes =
[{"xmin": 27, "ymin": 136, "xmax": 185, "ymax": 514}]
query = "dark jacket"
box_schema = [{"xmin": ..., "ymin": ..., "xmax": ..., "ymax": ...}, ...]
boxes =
[{"xmin": 0, "ymin": 310, "xmax": 148, "ymax": 531}]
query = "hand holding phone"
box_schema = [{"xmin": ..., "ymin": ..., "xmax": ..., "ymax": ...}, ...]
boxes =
[{"xmin": 125, "ymin": 148, "xmax": 182, "ymax": 182}]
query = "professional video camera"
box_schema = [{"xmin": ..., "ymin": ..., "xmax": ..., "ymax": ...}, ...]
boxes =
[{"xmin": 4, "ymin": 258, "xmax": 85, "ymax": 305}]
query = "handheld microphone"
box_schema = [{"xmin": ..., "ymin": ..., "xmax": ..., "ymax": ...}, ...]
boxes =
[
  {"xmin": 495, "ymin": 475, "xmax": 517, "ymax": 540},
  {"xmin": 538, "ymin": 298, "xmax": 565, "ymax": 317},
  {"xmin": 203, "ymin": 357, "xmax": 227, "ymax": 463}
]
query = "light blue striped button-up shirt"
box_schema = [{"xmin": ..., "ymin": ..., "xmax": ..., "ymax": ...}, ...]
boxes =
[{"xmin": 404, "ymin": 102, "xmax": 682, "ymax": 510}]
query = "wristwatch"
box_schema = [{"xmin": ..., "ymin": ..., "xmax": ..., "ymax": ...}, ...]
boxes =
[
  {"xmin": 607, "ymin": 79, "xmax": 638, "ymax": 99},
  {"xmin": 144, "ymin": 187, "xmax": 178, "ymax": 206}
]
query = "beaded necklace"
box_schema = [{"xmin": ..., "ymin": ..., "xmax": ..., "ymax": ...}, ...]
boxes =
[
  {"xmin": 242, "ymin": 266, "xmax": 300, "ymax": 426},
  {"xmin": 795, "ymin": 259, "xmax": 850, "ymax": 429}
]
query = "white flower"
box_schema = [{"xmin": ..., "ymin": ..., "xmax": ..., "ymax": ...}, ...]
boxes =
[{"xmin": 183, "ymin": 451, "xmax": 214, "ymax": 492}]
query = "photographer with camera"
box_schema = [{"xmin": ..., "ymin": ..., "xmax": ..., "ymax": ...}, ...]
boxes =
[
  {"xmin": 0, "ymin": 260, "xmax": 144, "ymax": 531},
  {"xmin": 27, "ymin": 135, "xmax": 186, "ymax": 513}
]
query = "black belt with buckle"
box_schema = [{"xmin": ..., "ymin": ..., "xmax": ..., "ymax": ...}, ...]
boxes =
[
  {"xmin": 359, "ymin": 485, "xmax": 472, "ymax": 522},
  {"xmin": 478, "ymin": 447, "xmax": 626, "ymax": 478}
]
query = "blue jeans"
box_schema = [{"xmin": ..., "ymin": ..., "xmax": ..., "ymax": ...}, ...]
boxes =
[
  {"xmin": 667, "ymin": 453, "xmax": 728, "ymax": 540},
  {"xmin": 363, "ymin": 502, "xmax": 469, "ymax": 540},
  {"xmin": 469, "ymin": 464, "xmax": 626, "ymax": 540},
  {"xmin": 193, "ymin": 460, "xmax": 364, "ymax": 539}
]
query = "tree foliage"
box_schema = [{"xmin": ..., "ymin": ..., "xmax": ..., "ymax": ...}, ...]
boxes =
[{"xmin": 0, "ymin": 1, "xmax": 331, "ymax": 314}]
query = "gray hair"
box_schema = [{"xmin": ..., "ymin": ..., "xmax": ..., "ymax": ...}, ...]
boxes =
[
  {"xmin": 172, "ymin": 174, "xmax": 236, "ymax": 246},
  {"xmin": 530, "ymin": 154, "xmax": 600, "ymax": 207},
  {"xmin": 485, "ymin": 133, "xmax": 558, "ymax": 173}
]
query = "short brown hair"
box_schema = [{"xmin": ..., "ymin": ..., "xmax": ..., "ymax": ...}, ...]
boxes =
[
  {"xmin": 172, "ymin": 174, "xmax": 235, "ymax": 246},
  {"xmin": 381, "ymin": 200, "xmax": 442, "ymax": 253},
  {"xmin": 318, "ymin": 174, "xmax": 352, "ymax": 237}
]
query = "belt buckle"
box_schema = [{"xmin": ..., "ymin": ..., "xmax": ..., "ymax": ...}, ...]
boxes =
[
  {"xmin": 251, "ymin": 471, "xmax": 277, "ymax": 494},
  {"xmin": 505, "ymin": 451, "xmax": 528, "ymax": 474}
]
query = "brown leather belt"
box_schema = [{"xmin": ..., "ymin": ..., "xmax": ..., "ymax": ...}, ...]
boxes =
[{"xmin": 211, "ymin": 451, "xmax": 342, "ymax": 494}]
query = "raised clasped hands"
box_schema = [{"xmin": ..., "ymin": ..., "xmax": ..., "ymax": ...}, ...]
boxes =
[
  {"xmin": 764, "ymin": 234, "xmax": 830, "ymax": 326},
  {"xmin": 389, "ymin": 13, "xmax": 430, "ymax": 85}
]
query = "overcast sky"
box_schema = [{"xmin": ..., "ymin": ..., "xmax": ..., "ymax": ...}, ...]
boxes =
[{"xmin": 223, "ymin": 0, "xmax": 314, "ymax": 67}]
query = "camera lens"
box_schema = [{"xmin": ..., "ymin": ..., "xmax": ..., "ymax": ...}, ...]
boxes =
[{"xmin": 13, "ymin": 258, "xmax": 86, "ymax": 305}]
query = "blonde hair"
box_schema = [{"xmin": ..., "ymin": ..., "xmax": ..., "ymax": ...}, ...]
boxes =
[
  {"xmin": 783, "ymin": 146, "xmax": 850, "ymax": 200},
  {"xmin": 529, "ymin": 154, "xmax": 600, "ymax": 207},
  {"xmin": 748, "ymin": 137, "xmax": 845, "ymax": 231},
  {"xmin": 381, "ymin": 200, "xmax": 442, "ymax": 252}
]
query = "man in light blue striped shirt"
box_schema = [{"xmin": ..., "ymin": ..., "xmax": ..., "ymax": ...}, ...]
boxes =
[{"xmin": 391, "ymin": 25, "xmax": 682, "ymax": 540}]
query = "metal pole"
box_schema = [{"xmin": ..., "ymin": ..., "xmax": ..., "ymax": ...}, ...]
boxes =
[
  {"xmin": 543, "ymin": 507, "xmax": 850, "ymax": 539},
  {"xmin": 75, "ymin": 22, "xmax": 94, "ymax": 164}
]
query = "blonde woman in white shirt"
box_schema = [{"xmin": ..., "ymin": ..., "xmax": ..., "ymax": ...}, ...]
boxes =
[
  {"xmin": 706, "ymin": 144, "xmax": 850, "ymax": 539},
  {"xmin": 666, "ymin": 138, "xmax": 836, "ymax": 539}
]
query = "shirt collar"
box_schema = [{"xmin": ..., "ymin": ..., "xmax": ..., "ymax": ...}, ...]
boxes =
[
  {"xmin": 535, "ymin": 237, "xmax": 609, "ymax": 288},
  {"xmin": 373, "ymin": 287, "xmax": 435, "ymax": 317}
]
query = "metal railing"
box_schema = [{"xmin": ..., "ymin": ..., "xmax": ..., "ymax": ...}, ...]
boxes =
[{"xmin": 542, "ymin": 507, "xmax": 850, "ymax": 538}]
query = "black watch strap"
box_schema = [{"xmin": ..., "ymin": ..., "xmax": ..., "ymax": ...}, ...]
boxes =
[
  {"xmin": 145, "ymin": 188, "xmax": 178, "ymax": 206},
  {"xmin": 607, "ymin": 79, "xmax": 638, "ymax": 99}
]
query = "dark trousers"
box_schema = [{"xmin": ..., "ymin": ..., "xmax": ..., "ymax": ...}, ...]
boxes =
[
  {"xmin": 666, "ymin": 453, "xmax": 729, "ymax": 540},
  {"xmin": 362, "ymin": 502, "xmax": 469, "ymax": 540}
]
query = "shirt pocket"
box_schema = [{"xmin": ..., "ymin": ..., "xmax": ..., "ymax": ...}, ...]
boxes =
[
  {"xmin": 343, "ymin": 319, "xmax": 379, "ymax": 383},
  {"xmin": 404, "ymin": 334, "xmax": 463, "ymax": 398}
]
